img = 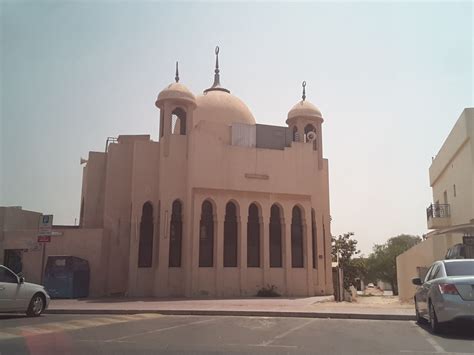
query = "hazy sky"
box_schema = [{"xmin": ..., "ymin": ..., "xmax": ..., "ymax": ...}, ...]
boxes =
[{"xmin": 1, "ymin": 1, "xmax": 472, "ymax": 254}]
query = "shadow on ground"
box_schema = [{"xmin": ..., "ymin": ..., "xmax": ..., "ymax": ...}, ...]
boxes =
[
  {"xmin": 417, "ymin": 320, "xmax": 474, "ymax": 340},
  {"xmin": 0, "ymin": 314, "xmax": 27, "ymax": 320},
  {"xmin": 61, "ymin": 296, "xmax": 310, "ymax": 303}
]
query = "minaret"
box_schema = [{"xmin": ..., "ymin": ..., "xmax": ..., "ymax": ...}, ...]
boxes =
[{"xmin": 286, "ymin": 81, "xmax": 325, "ymax": 168}]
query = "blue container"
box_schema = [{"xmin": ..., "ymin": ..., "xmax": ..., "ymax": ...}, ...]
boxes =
[{"xmin": 44, "ymin": 256, "xmax": 90, "ymax": 298}]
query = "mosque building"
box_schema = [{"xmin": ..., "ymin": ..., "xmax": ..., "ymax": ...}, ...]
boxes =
[{"xmin": 3, "ymin": 47, "xmax": 333, "ymax": 298}]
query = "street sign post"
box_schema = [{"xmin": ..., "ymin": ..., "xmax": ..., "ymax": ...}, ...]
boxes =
[
  {"xmin": 37, "ymin": 235, "xmax": 51, "ymax": 243},
  {"xmin": 38, "ymin": 215, "xmax": 53, "ymax": 236},
  {"xmin": 38, "ymin": 214, "xmax": 53, "ymax": 284}
]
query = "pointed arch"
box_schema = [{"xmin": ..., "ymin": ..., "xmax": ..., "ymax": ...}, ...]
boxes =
[
  {"xmin": 171, "ymin": 107, "xmax": 187, "ymax": 135},
  {"xmin": 304, "ymin": 123, "xmax": 317, "ymax": 150},
  {"xmin": 138, "ymin": 201, "xmax": 154, "ymax": 268},
  {"xmin": 247, "ymin": 203, "xmax": 261, "ymax": 267},
  {"xmin": 269, "ymin": 204, "xmax": 283, "ymax": 267},
  {"xmin": 199, "ymin": 200, "xmax": 214, "ymax": 267},
  {"xmin": 224, "ymin": 201, "xmax": 238, "ymax": 267},
  {"xmin": 169, "ymin": 199, "xmax": 183, "ymax": 267},
  {"xmin": 291, "ymin": 205, "xmax": 304, "ymax": 268}
]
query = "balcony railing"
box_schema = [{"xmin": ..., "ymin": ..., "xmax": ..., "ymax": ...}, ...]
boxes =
[
  {"xmin": 427, "ymin": 204, "xmax": 451, "ymax": 219},
  {"xmin": 426, "ymin": 204, "xmax": 451, "ymax": 229}
]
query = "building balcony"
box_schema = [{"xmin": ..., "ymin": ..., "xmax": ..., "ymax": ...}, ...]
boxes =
[{"xmin": 426, "ymin": 203, "xmax": 451, "ymax": 229}]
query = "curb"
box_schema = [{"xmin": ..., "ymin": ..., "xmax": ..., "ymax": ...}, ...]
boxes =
[{"xmin": 45, "ymin": 309, "xmax": 415, "ymax": 321}]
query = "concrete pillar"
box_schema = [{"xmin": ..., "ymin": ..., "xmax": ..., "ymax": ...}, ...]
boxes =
[
  {"xmin": 315, "ymin": 211, "xmax": 326, "ymax": 295},
  {"xmin": 283, "ymin": 204, "xmax": 291, "ymax": 296},
  {"xmin": 261, "ymin": 201, "xmax": 270, "ymax": 288},
  {"xmin": 239, "ymin": 200, "xmax": 248, "ymax": 295},
  {"xmin": 303, "ymin": 205, "xmax": 313, "ymax": 296},
  {"xmin": 215, "ymin": 198, "xmax": 224, "ymax": 297},
  {"xmin": 159, "ymin": 202, "xmax": 170, "ymax": 296},
  {"xmin": 318, "ymin": 122, "xmax": 323, "ymax": 169},
  {"xmin": 183, "ymin": 193, "xmax": 194, "ymax": 297},
  {"xmin": 189, "ymin": 197, "xmax": 202, "ymax": 296}
]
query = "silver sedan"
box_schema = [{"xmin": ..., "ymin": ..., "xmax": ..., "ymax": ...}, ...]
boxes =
[{"xmin": 412, "ymin": 259, "xmax": 474, "ymax": 333}]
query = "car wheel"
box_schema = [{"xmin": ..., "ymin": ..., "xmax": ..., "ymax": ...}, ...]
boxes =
[
  {"xmin": 26, "ymin": 293, "xmax": 45, "ymax": 317},
  {"xmin": 429, "ymin": 301, "xmax": 441, "ymax": 334},
  {"xmin": 415, "ymin": 299, "xmax": 424, "ymax": 324}
]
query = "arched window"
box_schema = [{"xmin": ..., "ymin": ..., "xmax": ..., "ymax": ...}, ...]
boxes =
[
  {"xmin": 291, "ymin": 206, "xmax": 304, "ymax": 268},
  {"xmin": 169, "ymin": 200, "xmax": 183, "ymax": 267},
  {"xmin": 138, "ymin": 202, "xmax": 154, "ymax": 268},
  {"xmin": 312, "ymin": 209, "xmax": 317, "ymax": 269},
  {"xmin": 171, "ymin": 107, "xmax": 187, "ymax": 135},
  {"xmin": 269, "ymin": 204, "xmax": 282, "ymax": 268},
  {"xmin": 199, "ymin": 200, "xmax": 214, "ymax": 267},
  {"xmin": 304, "ymin": 124, "xmax": 315, "ymax": 135},
  {"xmin": 224, "ymin": 202, "xmax": 238, "ymax": 267},
  {"xmin": 247, "ymin": 203, "xmax": 260, "ymax": 267},
  {"xmin": 292, "ymin": 126, "xmax": 299, "ymax": 142},
  {"xmin": 304, "ymin": 124, "xmax": 317, "ymax": 150}
]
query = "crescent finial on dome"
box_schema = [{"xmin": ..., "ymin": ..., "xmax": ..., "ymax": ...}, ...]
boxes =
[
  {"xmin": 302, "ymin": 81, "xmax": 306, "ymax": 101},
  {"xmin": 204, "ymin": 45, "xmax": 230, "ymax": 94},
  {"xmin": 175, "ymin": 61, "xmax": 179, "ymax": 83}
]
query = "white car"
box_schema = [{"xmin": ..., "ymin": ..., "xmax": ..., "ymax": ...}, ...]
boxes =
[{"xmin": 0, "ymin": 265, "xmax": 50, "ymax": 316}]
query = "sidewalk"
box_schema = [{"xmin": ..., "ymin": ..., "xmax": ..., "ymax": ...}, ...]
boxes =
[{"xmin": 46, "ymin": 295, "xmax": 415, "ymax": 321}]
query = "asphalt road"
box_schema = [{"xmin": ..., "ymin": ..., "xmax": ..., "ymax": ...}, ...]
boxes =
[{"xmin": 0, "ymin": 313, "xmax": 473, "ymax": 354}]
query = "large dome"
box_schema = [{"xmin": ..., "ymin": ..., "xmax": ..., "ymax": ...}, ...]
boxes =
[
  {"xmin": 194, "ymin": 90, "xmax": 256, "ymax": 126},
  {"xmin": 287, "ymin": 100, "xmax": 323, "ymax": 120},
  {"xmin": 156, "ymin": 82, "xmax": 196, "ymax": 108}
]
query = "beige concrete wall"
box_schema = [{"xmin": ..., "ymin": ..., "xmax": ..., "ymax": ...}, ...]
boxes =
[
  {"xmin": 429, "ymin": 108, "xmax": 474, "ymax": 225},
  {"xmin": 397, "ymin": 108, "xmax": 473, "ymax": 302},
  {"xmin": 77, "ymin": 96, "xmax": 332, "ymax": 298},
  {"xmin": 184, "ymin": 189, "xmax": 327, "ymax": 297},
  {"xmin": 3, "ymin": 228, "xmax": 107, "ymax": 297},
  {"xmin": 101, "ymin": 138, "xmax": 136, "ymax": 295},
  {"xmin": 0, "ymin": 207, "xmax": 41, "ymax": 264},
  {"xmin": 81, "ymin": 152, "xmax": 106, "ymax": 228},
  {"xmin": 128, "ymin": 140, "xmax": 160, "ymax": 297},
  {"xmin": 397, "ymin": 234, "xmax": 463, "ymax": 302}
]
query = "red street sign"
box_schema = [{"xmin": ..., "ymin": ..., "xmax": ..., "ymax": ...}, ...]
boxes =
[{"xmin": 37, "ymin": 235, "xmax": 51, "ymax": 243}]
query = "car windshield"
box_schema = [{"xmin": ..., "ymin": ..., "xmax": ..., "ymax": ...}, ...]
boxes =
[{"xmin": 444, "ymin": 261, "xmax": 474, "ymax": 276}]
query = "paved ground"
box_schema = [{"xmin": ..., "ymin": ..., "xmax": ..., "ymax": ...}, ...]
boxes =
[
  {"xmin": 48, "ymin": 296, "xmax": 414, "ymax": 318},
  {"xmin": 0, "ymin": 314, "xmax": 473, "ymax": 354}
]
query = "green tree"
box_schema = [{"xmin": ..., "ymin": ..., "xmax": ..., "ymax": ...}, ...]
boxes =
[
  {"xmin": 332, "ymin": 233, "xmax": 365, "ymax": 290},
  {"xmin": 367, "ymin": 234, "xmax": 421, "ymax": 295}
]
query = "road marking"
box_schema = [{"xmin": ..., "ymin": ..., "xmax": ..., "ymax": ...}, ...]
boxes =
[
  {"xmin": 259, "ymin": 319, "xmax": 315, "ymax": 346},
  {"xmin": 0, "ymin": 331, "xmax": 19, "ymax": 341},
  {"xmin": 414, "ymin": 324, "xmax": 445, "ymax": 353},
  {"xmin": 401, "ymin": 351, "xmax": 474, "ymax": 355},
  {"xmin": 0, "ymin": 313, "xmax": 163, "ymax": 341},
  {"xmin": 226, "ymin": 343, "xmax": 297, "ymax": 349},
  {"xmin": 105, "ymin": 318, "xmax": 217, "ymax": 343}
]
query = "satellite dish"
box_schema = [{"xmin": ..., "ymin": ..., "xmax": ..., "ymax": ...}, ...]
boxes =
[
  {"xmin": 306, "ymin": 131, "xmax": 317, "ymax": 142},
  {"xmin": 80, "ymin": 157, "xmax": 88, "ymax": 165}
]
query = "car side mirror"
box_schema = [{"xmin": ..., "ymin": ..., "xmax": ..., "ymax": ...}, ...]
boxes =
[
  {"xmin": 19, "ymin": 276, "xmax": 25, "ymax": 284},
  {"xmin": 411, "ymin": 277, "xmax": 422, "ymax": 286}
]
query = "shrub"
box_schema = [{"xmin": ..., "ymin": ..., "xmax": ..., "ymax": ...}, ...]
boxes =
[{"xmin": 256, "ymin": 284, "xmax": 280, "ymax": 297}]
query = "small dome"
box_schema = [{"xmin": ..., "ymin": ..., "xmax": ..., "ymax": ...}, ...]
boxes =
[
  {"xmin": 287, "ymin": 100, "xmax": 323, "ymax": 120},
  {"xmin": 194, "ymin": 90, "xmax": 256, "ymax": 126},
  {"xmin": 156, "ymin": 82, "xmax": 196, "ymax": 108}
]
